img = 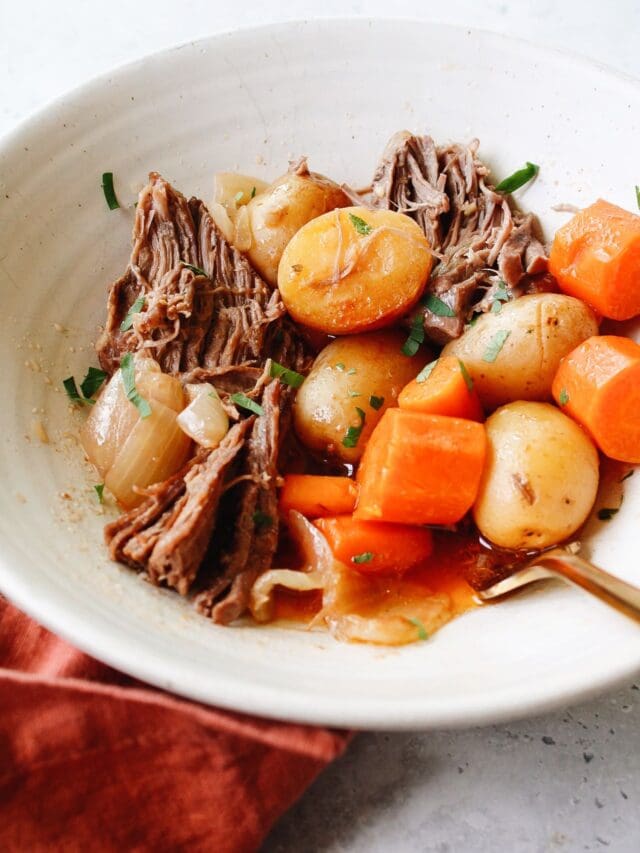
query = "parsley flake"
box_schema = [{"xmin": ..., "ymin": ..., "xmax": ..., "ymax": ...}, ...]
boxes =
[
  {"xmin": 405, "ymin": 617, "xmax": 429, "ymax": 641},
  {"xmin": 250, "ymin": 186, "xmax": 257, "ymax": 199},
  {"xmin": 598, "ymin": 507, "xmax": 619, "ymax": 521},
  {"xmin": 80, "ymin": 366, "xmax": 108, "ymax": 399},
  {"xmin": 230, "ymin": 392, "xmax": 264, "ymax": 416},
  {"xmin": 424, "ymin": 293, "xmax": 456, "ymax": 318},
  {"xmin": 348, "ymin": 390, "xmax": 362, "ymax": 398},
  {"xmin": 94, "ymin": 483, "xmax": 105, "ymax": 504},
  {"xmin": 120, "ymin": 295, "xmax": 145, "ymax": 331},
  {"xmin": 402, "ymin": 314, "xmax": 425, "ymax": 357},
  {"xmin": 101, "ymin": 172, "xmax": 120, "ymax": 210},
  {"xmin": 62, "ymin": 376, "xmax": 87, "ymax": 406},
  {"xmin": 252, "ymin": 510, "xmax": 273, "ymax": 531},
  {"xmin": 559, "ymin": 388, "xmax": 570, "ymax": 406},
  {"xmin": 342, "ymin": 407, "xmax": 366, "ymax": 449},
  {"xmin": 495, "ymin": 162, "xmax": 539, "ymax": 194},
  {"xmin": 348, "ymin": 213, "xmax": 373, "ymax": 236},
  {"xmin": 457, "ymin": 360, "xmax": 474, "ymax": 392},
  {"xmin": 234, "ymin": 191, "xmax": 244, "ymax": 203},
  {"xmin": 351, "ymin": 552, "xmax": 374, "ymax": 564},
  {"xmin": 636, "ymin": 185, "xmax": 640, "ymax": 211},
  {"xmin": 181, "ymin": 261, "xmax": 208, "ymax": 277},
  {"xmin": 270, "ymin": 361, "xmax": 305, "ymax": 389},
  {"xmin": 482, "ymin": 330, "xmax": 511, "ymax": 363},
  {"xmin": 369, "ymin": 395, "xmax": 384, "ymax": 410},
  {"xmin": 416, "ymin": 359, "xmax": 438, "ymax": 383},
  {"xmin": 335, "ymin": 362, "xmax": 346, "ymax": 371},
  {"xmin": 120, "ymin": 353, "xmax": 152, "ymax": 418}
]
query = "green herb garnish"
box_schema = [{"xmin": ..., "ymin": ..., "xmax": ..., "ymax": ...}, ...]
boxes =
[
  {"xmin": 348, "ymin": 390, "xmax": 362, "ymax": 398},
  {"xmin": 342, "ymin": 407, "xmax": 366, "ymax": 449},
  {"xmin": 490, "ymin": 281, "xmax": 511, "ymax": 314},
  {"xmin": 598, "ymin": 507, "xmax": 619, "ymax": 521},
  {"xmin": 80, "ymin": 366, "xmax": 108, "ymax": 399},
  {"xmin": 94, "ymin": 483, "xmax": 105, "ymax": 504},
  {"xmin": 270, "ymin": 361, "xmax": 305, "ymax": 389},
  {"xmin": 416, "ymin": 359, "xmax": 438, "ymax": 383},
  {"xmin": 234, "ymin": 191, "xmax": 244, "ymax": 203},
  {"xmin": 402, "ymin": 314, "xmax": 425, "ymax": 357},
  {"xmin": 424, "ymin": 293, "xmax": 456, "ymax": 318},
  {"xmin": 482, "ymin": 330, "xmax": 511, "ymax": 363},
  {"xmin": 181, "ymin": 261, "xmax": 208, "ymax": 277},
  {"xmin": 101, "ymin": 172, "xmax": 120, "ymax": 210},
  {"xmin": 351, "ymin": 552, "xmax": 374, "ymax": 564},
  {"xmin": 335, "ymin": 362, "xmax": 346, "ymax": 371},
  {"xmin": 636, "ymin": 185, "xmax": 640, "ymax": 211},
  {"xmin": 495, "ymin": 162, "xmax": 539, "ymax": 194},
  {"xmin": 558, "ymin": 388, "xmax": 570, "ymax": 406},
  {"xmin": 348, "ymin": 213, "xmax": 373, "ymax": 236},
  {"xmin": 63, "ymin": 376, "xmax": 86, "ymax": 405},
  {"xmin": 346, "ymin": 368, "xmax": 357, "ymax": 376},
  {"xmin": 458, "ymin": 359, "xmax": 474, "ymax": 392},
  {"xmin": 230, "ymin": 392, "xmax": 264, "ymax": 416},
  {"xmin": 406, "ymin": 617, "xmax": 428, "ymax": 641},
  {"xmin": 250, "ymin": 186, "xmax": 257, "ymax": 199},
  {"xmin": 120, "ymin": 352, "xmax": 152, "ymax": 418},
  {"xmin": 252, "ymin": 510, "xmax": 273, "ymax": 531},
  {"xmin": 369, "ymin": 395, "xmax": 384, "ymax": 410},
  {"xmin": 120, "ymin": 296, "xmax": 145, "ymax": 331}
]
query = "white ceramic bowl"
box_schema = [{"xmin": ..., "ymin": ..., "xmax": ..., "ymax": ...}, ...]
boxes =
[{"xmin": 1, "ymin": 19, "xmax": 639, "ymax": 729}]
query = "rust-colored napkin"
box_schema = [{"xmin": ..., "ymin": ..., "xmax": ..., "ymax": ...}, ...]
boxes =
[{"xmin": 0, "ymin": 598, "xmax": 350, "ymax": 852}]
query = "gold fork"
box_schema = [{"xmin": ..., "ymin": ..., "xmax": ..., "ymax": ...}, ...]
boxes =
[{"xmin": 478, "ymin": 543, "xmax": 640, "ymax": 623}]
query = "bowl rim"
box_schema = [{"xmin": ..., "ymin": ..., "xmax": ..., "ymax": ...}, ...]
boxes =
[{"xmin": 1, "ymin": 17, "xmax": 639, "ymax": 730}]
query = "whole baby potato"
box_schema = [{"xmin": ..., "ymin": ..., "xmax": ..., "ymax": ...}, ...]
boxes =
[
  {"xmin": 442, "ymin": 293, "xmax": 599, "ymax": 409},
  {"xmin": 278, "ymin": 206, "xmax": 433, "ymax": 334},
  {"xmin": 245, "ymin": 170, "xmax": 350, "ymax": 284},
  {"xmin": 293, "ymin": 331, "xmax": 429, "ymax": 464},
  {"xmin": 473, "ymin": 401, "xmax": 599, "ymax": 550}
]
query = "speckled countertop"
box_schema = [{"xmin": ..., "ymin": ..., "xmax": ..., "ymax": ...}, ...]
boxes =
[{"xmin": 3, "ymin": 2, "xmax": 640, "ymax": 850}]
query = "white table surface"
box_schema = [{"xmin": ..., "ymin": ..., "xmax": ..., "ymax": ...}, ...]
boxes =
[{"xmin": 3, "ymin": 2, "xmax": 640, "ymax": 850}]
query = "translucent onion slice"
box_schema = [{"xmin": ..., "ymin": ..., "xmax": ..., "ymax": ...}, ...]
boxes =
[
  {"xmin": 326, "ymin": 594, "xmax": 450, "ymax": 646},
  {"xmin": 233, "ymin": 204, "xmax": 252, "ymax": 252},
  {"xmin": 213, "ymin": 172, "xmax": 268, "ymax": 213},
  {"xmin": 137, "ymin": 371, "xmax": 184, "ymax": 413},
  {"xmin": 177, "ymin": 383, "xmax": 229, "ymax": 449},
  {"xmin": 105, "ymin": 400, "xmax": 192, "ymax": 508},
  {"xmin": 250, "ymin": 570, "xmax": 325, "ymax": 623},
  {"xmin": 81, "ymin": 371, "xmax": 139, "ymax": 477},
  {"xmin": 209, "ymin": 202, "xmax": 235, "ymax": 244}
]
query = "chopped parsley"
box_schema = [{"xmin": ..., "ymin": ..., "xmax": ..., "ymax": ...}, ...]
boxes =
[
  {"xmin": 80, "ymin": 366, "xmax": 108, "ymax": 399},
  {"xmin": 335, "ymin": 362, "xmax": 346, "ymax": 371},
  {"xmin": 252, "ymin": 510, "xmax": 273, "ymax": 531},
  {"xmin": 457, "ymin": 359, "xmax": 474, "ymax": 392},
  {"xmin": 230, "ymin": 392, "xmax": 264, "ymax": 416},
  {"xmin": 101, "ymin": 172, "xmax": 120, "ymax": 210},
  {"xmin": 181, "ymin": 261, "xmax": 208, "ymax": 277},
  {"xmin": 405, "ymin": 617, "xmax": 429, "ymax": 641},
  {"xmin": 482, "ymin": 330, "xmax": 511, "ymax": 363},
  {"xmin": 558, "ymin": 388, "xmax": 570, "ymax": 406},
  {"xmin": 351, "ymin": 552, "xmax": 374, "ymax": 564},
  {"xmin": 120, "ymin": 353, "xmax": 152, "ymax": 418},
  {"xmin": 342, "ymin": 406, "xmax": 366, "ymax": 448},
  {"xmin": 120, "ymin": 295, "xmax": 145, "ymax": 331},
  {"xmin": 416, "ymin": 359, "xmax": 438, "ymax": 383},
  {"xmin": 94, "ymin": 483, "xmax": 105, "ymax": 504},
  {"xmin": 495, "ymin": 162, "xmax": 539, "ymax": 194},
  {"xmin": 369, "ymin": 395, "xmax": 384, "ymax": 410},
  {"xmin": 270, "ymin": 361, "xmax": 305, "ymax": 389},
  {"xmin": 346, "ymin": 367, "xmax": 357, "ymax": 376},
  {"xmin": 636, "ymin": 185, "xmax": 640, "ymax": 211},
  {"xmin": 62, "ymin": 376, "xmax": 87, "ymax": 406},
  {"xmin": 424, "ymin": 293, "xmax": 456, "ymax": 318},
  {"xmin": 402, "ymin": 314, "xmax": 425, "ymax": 357},
  {"xmin": 490, "ymin": 281, "xmax": 511, "ymax": 314},
  {"xmin": 597, "ymin": 507, "xmax": 619, "ymax": 521},
  {"xmin": 234, "ymin": 190, "xmax": 244, "ymax": 203},
  {"xmin": 348, "ymin": 390, "xmax": 362, "ymax": 398},
  {"xmin": 250, "ymin": 186, "xmax": 257, "ymax": 199},
  {"xmin": 348, "ymin": 212, "xmax": 373, "ymax": 236}
]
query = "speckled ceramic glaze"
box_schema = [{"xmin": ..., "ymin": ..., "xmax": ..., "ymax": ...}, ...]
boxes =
[{"xmin": 0, "ymin": 19, "xmax": 639, "ymax": 729}]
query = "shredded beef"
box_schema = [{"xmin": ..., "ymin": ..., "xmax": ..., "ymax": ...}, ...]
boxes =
[{"xmin": 369, "ymin": 131, "xmax": 550, "ymax": 344}]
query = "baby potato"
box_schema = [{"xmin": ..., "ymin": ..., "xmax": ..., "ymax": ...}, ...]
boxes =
[
  {"xmin": 442, "ymin": 293, "xmax": 598, "ymax": 410},
  {"xmin": 278, "ymin": 206, "xmax": 433, "ymax": 335},
  {"xmin": 245, "ymin": 170, "xmax": 350, "ymax": 284},
  {"xmin": 293, "ymin": 331, "xmax": 429, "ymax": 464},
  {"xmin": 473, "ymin": 401, "xmax": 599, "ymax": 550}
]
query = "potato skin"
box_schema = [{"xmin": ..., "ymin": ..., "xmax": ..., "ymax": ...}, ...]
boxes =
[
  {"xmin": 245, "ymin": 170, "xmax": 350, "ymax": 284},
  {"xmin": 278, "ymin": 206, "xmax": 433, "ymax": 334},
  {"xmin": 293, "ymin": 331, "xmax": 429, "ymax": 463},
  {"xmin": 442, "ymin": 293, "xmax": 599, "ymax": 409},
  {"xmin": 473, "ymin": 401, "xmax": 599, "ymax": 550}
]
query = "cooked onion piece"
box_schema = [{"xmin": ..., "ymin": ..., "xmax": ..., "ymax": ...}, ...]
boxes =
[
  {"xmin": 81, "ymin": 369, "xmax": 140, "ymax": 477},
  {"xmin": 105, "ymin": 400, "xmax": 192, "ymax": 508},
  {"xmin": 250, "ymin": 570, "xmax": 325, "ymax": 622},
  {"xmin": 212, "ymin": 172, "xmax": 269, "ymax": 214},
  {"xmin": 177, "ymin": 383, "xmax": 229, "ymax": 449},
  {"xmin": 137, "ymin": 371, "xmax": 184, "ymax": 413}
]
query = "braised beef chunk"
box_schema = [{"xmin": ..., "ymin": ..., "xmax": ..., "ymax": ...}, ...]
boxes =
[
  {"xmin": 105, "ymin": 419, "xmax": 251, "ymax": 595},
  {"xmin": 196, "ymin": 380, "xmax": 284, "ymax": 624},
  {"xmin": 371, "ymin": 132, "xmax": 549, "ymax": 344}
]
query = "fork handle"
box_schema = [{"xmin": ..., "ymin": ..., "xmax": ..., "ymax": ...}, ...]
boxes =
[{"xmin": 533, "ymin": 550, "xmax": 640, "ymax": 623}]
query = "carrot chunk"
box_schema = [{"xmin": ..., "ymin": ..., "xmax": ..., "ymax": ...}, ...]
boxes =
[
  {"xmin": 549, "ymin": 199, "xmax": 640, "ymax": 320},
  {"xmin": 355, "ymin": 409, "xmax": 487, "ymax": 525},
  {"xmin": 398, "ymin": 356, "xmax": 484, "ymax": 421},
  {"xmin": 279, "ymin": 474, "xmax": 358, "ymax": 518},
  {"xmin": 315, "ymin": 515, "xmax": 433, "ymax": 574},
  {"xmin": 552, "ymin": 335, "xmax": 640, "ymax": 462}
]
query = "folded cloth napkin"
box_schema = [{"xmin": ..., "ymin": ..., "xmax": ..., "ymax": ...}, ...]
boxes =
[{"xmin": 0, "ymin": 598, "xmax": 350, "ymax": 852}]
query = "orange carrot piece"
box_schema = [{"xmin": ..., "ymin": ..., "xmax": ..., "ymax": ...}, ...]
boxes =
[
  {"xmin": 549, "ymin": 199, "xmax": 640, "ymax": 320},
  {"xmin": 355, "ymin": 409, "xmax": 487, "ymax": 525},
  {"xmin": 552, "ymin": 335, "xmax": 640, "ymax": 462},
  {"xmin": 314, "ymin": 515, "xmax": 433, "ymax": 574},
  {"xmin": 279, "ymin": 474, "xmax": 358, "ymax": 518},
  {"xmin": 398, "ymin": 356, "xmax": 484, "ymax": 421}
]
